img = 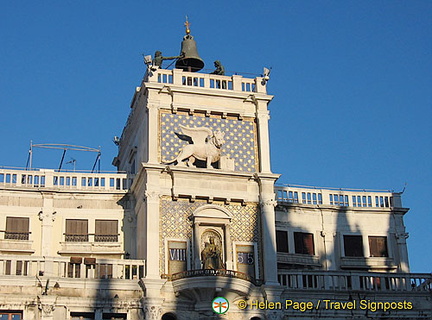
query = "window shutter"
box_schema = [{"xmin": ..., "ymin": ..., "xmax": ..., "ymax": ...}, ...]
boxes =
[
  {"xmin": 66, "ymin": 219, "xmax": 88, "ymax": 235},
  {"xmin": 294, "ymin": 232, "xmax": 314, "ymax": 255},
  {"xmin": 303, "ymin": 233, "xmax": 315, "ymax": 255},
  {"xmin": 95, "ymin": 220, "xmax": 117, "ymax": 235},
  {"xmin": 6, "ymin": 217, "xmax": 29, "ymax": 233},
  {"xmin": 369, "ymin": 236, "xmax": 388, "ymax": 257}
]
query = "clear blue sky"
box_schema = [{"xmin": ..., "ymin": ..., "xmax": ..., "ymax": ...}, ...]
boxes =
[{"xmin": 1, "ymin": 1, "xmax": 431, "ymax": 272}]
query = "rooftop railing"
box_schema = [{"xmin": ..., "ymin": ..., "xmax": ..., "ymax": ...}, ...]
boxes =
[
  {"xmin": 278, "ymin": 270, "xmax": 431, "ymax": 293},
  {"xmin": 275, "ymin": 185, "xmax": 403, "ymax": 209},
  {"xmin": 0, "ymin": 168, "xmax": 133, "ymax": 192},
  {"xmin": 146, "ymin": 68, "xmax": 267, "ymax": 94}
]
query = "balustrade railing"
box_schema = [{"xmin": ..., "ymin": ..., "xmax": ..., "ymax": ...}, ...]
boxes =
[
  {"xmin": 0, "ymin": 168, "xmax": 133, "ymax": 192},
  {"xmin": 3, "ymin": 232, "xmax": 30, "ymax": 241},
  {"xmin": 275, "ymin": 185, "xmax": 403, "ymax": 209},
  {"xmin": 171, "ymin": 269, "xmax": 262, "ymax": 286},
  {"xmin": 147, "ymin": 68, "xmax": 266, "ymax": 94},
  {"xmin": 0, "ymin": 255, "xmax": 145, "ymax": 280},
  {"xmin": 64, "ymin": 234, "xmax": 119, "ymax": 243},
  {"xmin": 278, "ymin": 270, "xmax": 431, "ymax": 292}
]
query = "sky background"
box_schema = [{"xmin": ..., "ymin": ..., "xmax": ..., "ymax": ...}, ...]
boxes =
[{"xmin": 1, "ymin": 1, "xmax": 430, "ymax": 272}]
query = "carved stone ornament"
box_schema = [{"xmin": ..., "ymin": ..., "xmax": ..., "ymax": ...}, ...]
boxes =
[
  {"xmin": 38, "ymin": 211, "xmax": 57, "ymax": 222},
  {"xmin": 260, "ymin": 198, "xmax": 277, "ymax": 208},
  {"xmin": 165, "ymin": 125, "xmax": 225, "ymax": 169},
  {"xmin": 396, "ymin": 232, "xmax": 409, "ymax": 240},
  {"xmin": 39, "ymin": 303, "xmax": 55, "ymax": 316},
  {"xmin": 144, "ymin": 191, "xmax": 160, "ymax": 201},
  {"xmin": 144, "ymin": 305, "xmax": 161, "ymax": 320}
]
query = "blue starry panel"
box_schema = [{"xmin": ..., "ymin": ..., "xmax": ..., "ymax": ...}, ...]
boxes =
[{"xmin": 160, "ymin": 112, "xmax": 257, "ymax": 172}]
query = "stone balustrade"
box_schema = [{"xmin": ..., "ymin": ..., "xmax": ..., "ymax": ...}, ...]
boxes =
[
  {"xmin": 275, "ymin": 185, "xmax": 403, "ymax": 208},
  {"xmin": 146, "ymin": 67, "xmax": 267, "ymax": 94},
  {"xmin": 0, "ymin": 168, "xmax": 133, "ymax": 192},
  {"xmin": 0, "ymin": 255, "xmax": 145, "ymax": 280},
  {"xmin": 278, "ymin": 270, "xmax": 431, "ymax": 292}
]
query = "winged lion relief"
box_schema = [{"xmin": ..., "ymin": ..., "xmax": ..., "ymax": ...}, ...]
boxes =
[{"xmin": 164, "ymin": 125, "xmax": 225, "ymax": 169}]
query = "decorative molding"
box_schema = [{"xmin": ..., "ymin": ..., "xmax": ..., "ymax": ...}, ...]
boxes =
[
  {"xmin": 260, "ymin": 198, "xmax": 277, "ymax": 208},
  {"xmin": 38, "ymin": 210, "xmax": 57, "ymax": 222},
  {"xmin": 396, "ymin": 232, "xmax": 409, "ymax": 240},
  {"xmin": 144, "ymin": 191, "xmax": 161, "ymax": 201},
  {"xmin": 144, "ymin": 305, "xmax": 161, "ymax": 320}
]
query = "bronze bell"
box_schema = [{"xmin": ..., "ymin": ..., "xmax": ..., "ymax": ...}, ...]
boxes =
[{"xmin": 175, "ymin": 34, "xmax": 204, "ymax": 72}]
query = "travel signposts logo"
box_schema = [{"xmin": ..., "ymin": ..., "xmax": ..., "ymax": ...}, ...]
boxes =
[{"xmin": 212, "ymin": 297, "xmax": 229, "ymax": 314}]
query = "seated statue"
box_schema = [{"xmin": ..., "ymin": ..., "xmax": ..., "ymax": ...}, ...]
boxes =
[
  {"xmin": 210, "ymin": 60, "xmax": 225, "ymax": 75},
  {"xmin": 201, "ymin": 237, "xmax": 225, "ymax": 270}
]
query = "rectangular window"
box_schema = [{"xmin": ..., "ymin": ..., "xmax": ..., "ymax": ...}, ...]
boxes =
[
  {"xmin": 102, "ymin": 314, "xmax": 126, "ymax": 320},
  {"xmin": 70, "ymin": 312, "xmax": 95, "ymax": 320},
  {"xmin": 102, "ymin": 313, "xmax": 127, "ymax": 320},
  {"xmin": 95, "ymin": 220, "xmax": 118, "ymax": 242},
  {"xmin": 294, "ymin": 232, "xmax": 315, "ymax": 255},
  {"xmin": 276, "ymin": 230, "xmax": 289, "ymax": 253},
  {"xmin": 344, "ymin": 235, "xmax": 364, "ymax": 257},
  {"xmin": 0, "ymin": 312, "xmax": 22, "ymax": 320},
  {"xmin": 5, "ymin": 217, "xmax": 29, "ymax": 240},
  {"xmin": 369, "ymin": 236, "xmax": 388, "ymax": 257},
  {"xmin": 65, "ymin": 219, "xmax": 88, "ymax": 242}
]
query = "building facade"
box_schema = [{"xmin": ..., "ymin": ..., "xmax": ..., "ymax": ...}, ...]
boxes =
[{"xmin": 0, "ymin": 30, "xmax": 430, "ymax": 320}]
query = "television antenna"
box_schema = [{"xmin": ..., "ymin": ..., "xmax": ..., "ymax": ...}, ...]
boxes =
[
  {"xmin": 26, "ymin": 142, "xmax": 101, "ymax": 173},
  {"xmin": 66, "ymin": 158, "xmax": 77, "ymax": 172}
]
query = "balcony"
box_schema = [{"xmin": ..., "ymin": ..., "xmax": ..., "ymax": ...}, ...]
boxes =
[
  {"xmin": 60, "ymin": 233, "xmax": 122, "ymax": 255},
  {"xmin": 278, "ymin": 270, "xmax": 431, "ymax": 293},
  {"xmin": 277, "ymin": 253, "xmax": 321, "ymax": 268},
  {"xmin": 0, "ymin": 168, "xmax": 134, "ymax": 192},
  {"xmin": 171, "ymin": 269, "xmax": 261, "ymax": 286},
  {"xmin": 0, "ymin": 255, "xmax": 145, "ymax": 280},
  {"xmin": 0, "ymin": 231, "xmax": 33, "ymax": 254}
]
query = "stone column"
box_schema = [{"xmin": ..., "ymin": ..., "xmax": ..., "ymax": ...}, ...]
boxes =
[
  {"xmin": 193, "ymin": 221, "xmax": 201, "ymax": 269},
  {"xmin": 39, "ymin": 194, "xmax": 56, "ymax": 257},
  {"xmin": 321, "ymin": 231, "xmax": 337, "ymax": 270},
  {"xmin": 224, "ymin": 224, "xmax": 233, "ymax": 270},
  {"xmin": 38, "ymin": 210, "xmax": 56, "ymax": 256},
  {"xmin": 260, "ymin": 197, "xmax": 278, "ymax": 285},
  {"xmin": 38, "ymin": 194, "xmax": 56, "ymax": 277},
  {"xmin": 256, "ymin": 108, "xmax": 272, "ymax": 174},
  {"xmin": 396, "ymin": 232, "xmax": 410, "ymax": 272},
  {"xmin": 147, "ymin": 103, "xmax": 159, "ymax": 164},
  {"xmin": 144, "ymin": 189, "xmax": 161, "ymax": 278}
]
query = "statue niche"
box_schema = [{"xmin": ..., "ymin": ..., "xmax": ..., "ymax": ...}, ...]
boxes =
[
  {"xmin": 201, "ymin": 231, "xmax": 225, "ymax": 270},
  {"xmin": 165, "ymin": 125, "xmax": 225, "ymax": 169}
]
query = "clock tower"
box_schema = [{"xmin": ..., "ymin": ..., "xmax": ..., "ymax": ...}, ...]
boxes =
[{"xmin": 114, "ymin": 24, "xmax": 280, "ymax": 317}]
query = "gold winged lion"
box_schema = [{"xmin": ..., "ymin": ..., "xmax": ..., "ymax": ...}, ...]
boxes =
[{"xmin": 166, "ymin": 125, "xmax": 225, "ymax": 169}]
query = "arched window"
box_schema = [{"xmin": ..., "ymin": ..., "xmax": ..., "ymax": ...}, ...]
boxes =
[{"xmin": 161, "ymin": 312, "xmax": 177, "ymax": 320}]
